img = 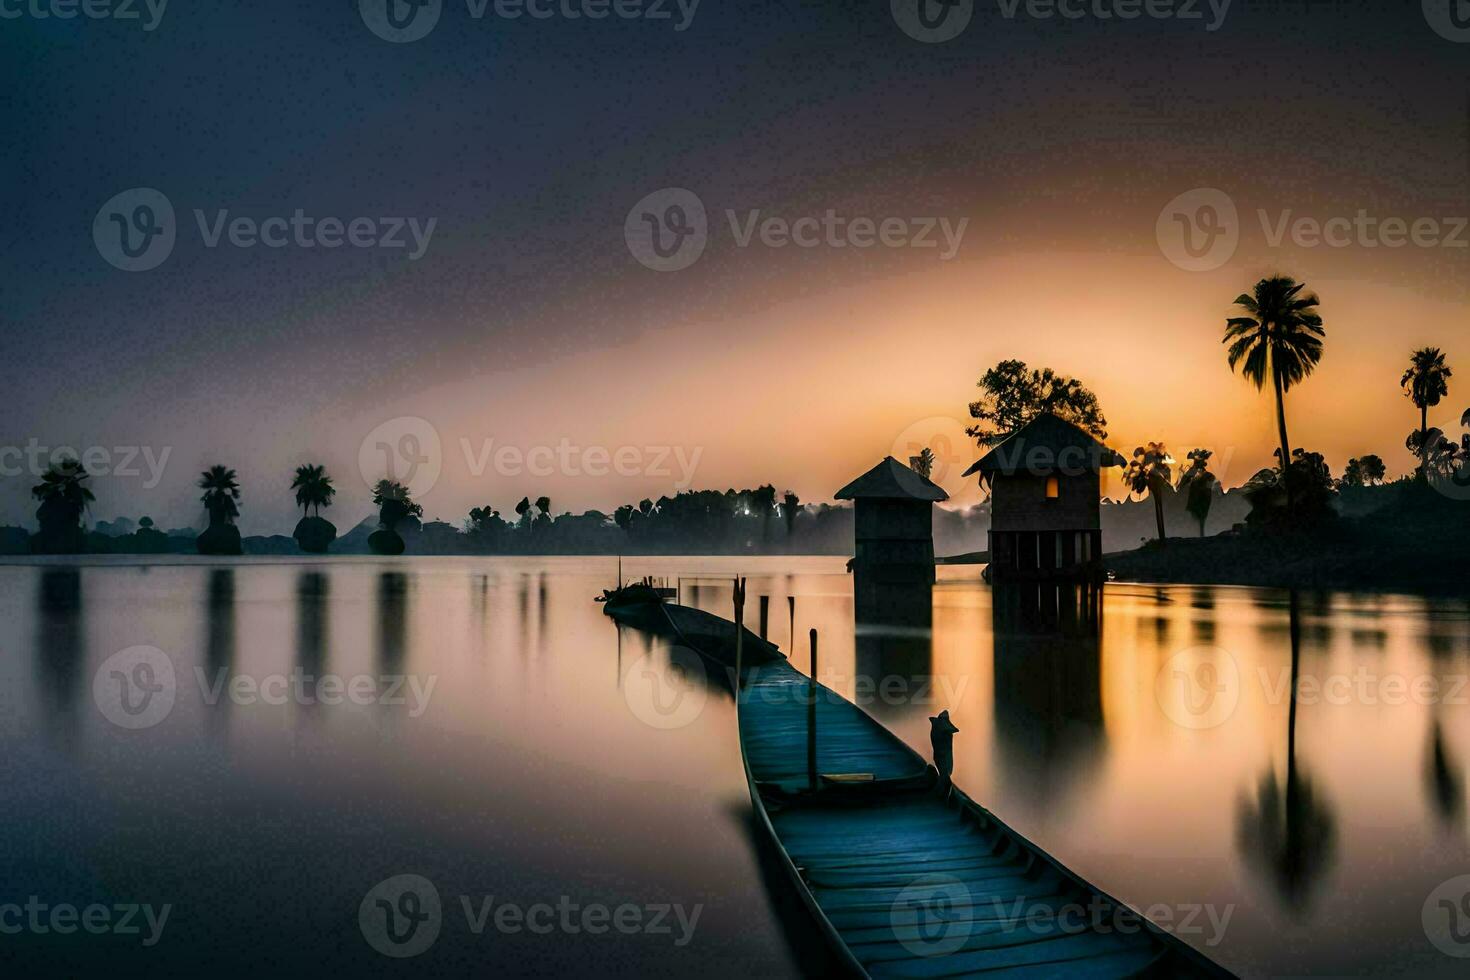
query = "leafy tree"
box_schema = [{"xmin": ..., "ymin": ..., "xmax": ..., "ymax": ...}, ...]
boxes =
[
  {"xmin": 910, "ymin": 447, "xmax": 936, "ymax": 479},
  {"xmin": 966, "ymin": 359, "xmax": 1107, "ymax": 446},
  {"xmin": 198, "ymin": 465, "xmax": 241, "ymax": 527},
  {"xmin": 613, "ymin": 504, "xmax": 635, "ymax": 532},
  {"xmin": 1359, "ymin": 454, "xmax": 1386, "ymax": 485},
  {"xmin": 1177, "ymin": 448, "xmax": 1218, "ymax": 537},
  {"xmin": 1401, "ymin": 347, "xmax": 1452, "ymax": 482},
  {"xmin": 1224, "ymin": 276, "xmax": 1325, "ymax": 505},
  {"xmin": 1338, "ymin": 458, "xmax": 1365, "ymax": 489},
  {"xmin": 32, "ymin": 457, "xmax": 96, "ymax": 544},
  {"xmin": 290, "ymin": 463, "xmax": 336, "ymax": 517},
  {"xmin": 372, "ymin": 479, "xmax": 421, "ymax": 531},
  {"xmin": 1124, "ymin": 442, "xmax": 1173, "ymax": 542}
]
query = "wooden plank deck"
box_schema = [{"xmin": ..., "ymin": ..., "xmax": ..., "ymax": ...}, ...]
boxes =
[{"xmin": 604, "ymin": 598, "xmax": 1233, "ymax": 979}]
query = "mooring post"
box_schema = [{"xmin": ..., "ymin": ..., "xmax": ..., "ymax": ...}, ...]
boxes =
[
  {"xmin": 759, "ymin": 595, "xmax": 769, "ymax": 640},
  {"xmin": 787, "ymin": 595, "xmax": 796, "ymax": 659},
  {"xmin": 733, "ymin": 577, "xmax": 746, "ymax": 696},
  {"xmin": 807, "ymin": 627, "xmax": 818, "ymax": 793}
]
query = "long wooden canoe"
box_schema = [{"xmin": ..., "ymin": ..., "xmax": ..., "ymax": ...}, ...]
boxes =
[{"xmin": 603, "ymin": 597, "xmax": 1234, "ymax": 979}]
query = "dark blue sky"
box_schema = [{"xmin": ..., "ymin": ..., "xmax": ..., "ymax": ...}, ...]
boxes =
[{"xmin": 4, "ymin": 1, "xmax": 1467, "ymax": 531}]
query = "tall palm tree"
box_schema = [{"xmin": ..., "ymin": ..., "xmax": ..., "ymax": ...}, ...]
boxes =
[
  {"xmin": 31, "ymin": 457, "xmax": 96, "ymax": 522},
  {"xmin": 198, "ymin": 465, "xmax": 241, "ymax": 527},
  {"xmin": 1178, "ymin": 448, "xmax": 1217, "ymax": 537},
  {"xmin": 1124, "ymin": 442, "xmax": 1173, "ymax": 542},
  {"xmin": 1400, "ymin": 347, "xmax": 1452, "ymax": 483},
  {"xmin": 290, "ymin": 463, "xmax": 336, "ymax": 517},
  {"xmin": 1224, "ymin": 277, "xmax": 1326, "ymax": 506}
]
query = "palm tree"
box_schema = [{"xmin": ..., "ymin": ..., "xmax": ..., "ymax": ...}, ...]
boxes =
[
  {"xmin": 1224, "ymin": 276, "xmax": 1326, "ymax": 506},
  {"xmin": 31, "ymin": 457, "xmax": 96, "ymax": 553},
  {"xmin": 1400, "ymin": 347, "xmax": 1452, "ymax": 483},
  {"xmin": 290, "ymin": 464, "xmax": 336, "ymax": 517},
  {"xmin": 782, "ymin": 490, "xmax": 800, "ymax": 537},
  {"xmin": 1177, "ymin": 448, "xmax": 1217, "ymax": 537},
  {"xmin": 1124, "ymin": 442, "xmax": 1173, "ymax": 542},
  {"xmin": 198, "ymin": 465, "xmax": 241, "ymax": 527},
  {"xmin": 910, "ymin": 447, "xmax": 936, "ymax": 479}
]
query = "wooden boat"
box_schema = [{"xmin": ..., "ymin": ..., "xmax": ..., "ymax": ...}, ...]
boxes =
[{"xmin": 604, "ymin": 597, "xmax": 1234, "ymax": 979}]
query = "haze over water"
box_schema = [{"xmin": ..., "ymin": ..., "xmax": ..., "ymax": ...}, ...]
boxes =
[{"xmin": 1, "ymin": 555, "xmax": 1467, "ymax": 976}]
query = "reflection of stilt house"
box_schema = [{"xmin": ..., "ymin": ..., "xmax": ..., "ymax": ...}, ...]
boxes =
[
  {"xmin": 964, "ymin": 414, "xmax": 1124, "ymax": 582},
  {"xmin": 836, "ymin": 457, "xmax": 948, "ymax": 616}
]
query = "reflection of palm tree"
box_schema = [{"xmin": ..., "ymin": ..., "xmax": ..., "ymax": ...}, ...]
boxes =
[
  {"xmin": 1401, "ymin": 347, "xmax": 1451, "ymax": 482},
  {"xmin": 1237, "ymin": 591, "xmax": 1336, "ymax": 909},
  {"xmin": 290, "ymin": 464, "xmax": 335, "ymax": 517},
  {"xmin": 1427, "ymin": 716, "xmax": 1463, "ymax": 828},
  {"xmin": 1224, "ymin": 277, "xmax": 1325, "ymax": 505}
]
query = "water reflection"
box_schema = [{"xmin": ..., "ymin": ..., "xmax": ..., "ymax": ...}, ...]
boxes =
[
  {"xmin": 204, "ymin": 569, "xmax": 236, "ymax": 728},
  {"xmin": 1428, "ymin": 716, "xmax": 1464, "ymax": 827},
  {"xmin": 1236, "ymin": 591, "xmax": 1337, "ymax": 912},
  {"xmin": 296, "ymin": 571, "xmax": 329, "ymax": 678},
  {"xmin": 990, "ymin": 583, "xmax": 1104, "ymax": 807},
  {"xmin": 854, "ymin": 580, "xmax": 933, "ymax": 725},
  {"xmin": 34, "ymin": 567, "xmax": 84, "ymax": 732},
  {"xmin": 377, "ymin": 572, "xmax": 409, "ymax": 674}
]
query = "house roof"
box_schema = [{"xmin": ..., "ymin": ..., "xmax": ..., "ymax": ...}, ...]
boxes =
[
  {"xmin": 835, "ymin": 456, "xmax": 949, "ymax": 502},
  {"xmin": 962, "ymin": 413, "xmax": 1126, "ymax": 478}
]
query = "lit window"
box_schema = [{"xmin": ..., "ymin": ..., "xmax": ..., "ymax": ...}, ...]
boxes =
[{"xmin": 1045, "ymin": 476, "xmax": 1060, "ymax": 499}]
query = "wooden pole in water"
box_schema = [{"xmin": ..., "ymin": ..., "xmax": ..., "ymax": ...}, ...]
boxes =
[
  {"xmin": 787, "ymin": 595, "xmax": 796, "ymax": 660},
  {"xmin": 807, "ymin": 628, "xmax": 818, "ymax": 792},
  {"xmin": 733, "ymin": 577, "xmax": 746, "ymax": 696},
  {"xmin": 759, "ymin": 595, "xmax": 769, "ymax": 640}
]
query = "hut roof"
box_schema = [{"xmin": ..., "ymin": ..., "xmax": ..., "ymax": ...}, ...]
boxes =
[
  {"xmin": 962, "ymin": 413, "xmax": 1125, "ymax": 478},
  {"xmin": 835, "ymin": 456, "xmax": 949, "ymax": 502}
]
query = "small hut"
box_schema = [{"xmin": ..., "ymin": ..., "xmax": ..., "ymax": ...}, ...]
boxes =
[
  {"xmin": 835, "ymin": 457, "xmax": 948, "ymax": 610},
  {"xmin": 963, "ymin": 414, "xmax": 1124, "ymax": 582}
]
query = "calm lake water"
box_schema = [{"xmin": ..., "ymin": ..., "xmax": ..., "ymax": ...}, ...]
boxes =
[{"xmin": 1, "ymin": 556, "xmax": 1468, "ymax": 977}]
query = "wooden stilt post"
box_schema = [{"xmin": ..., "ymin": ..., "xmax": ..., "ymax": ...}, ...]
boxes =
[
  {"xmin": 787, "ymin": 595, "xmax": 795, "ymax": 658},
  {"xmin": 807, "ymin": 627, "xmax": 818, "ymax": 793},
  {"xmin": 733, "ymin": 577, "xmax": 746, "ymax": 696},
  {"xmin": 759, "ymin": 595, "xmax": 769, "ymax": 640}
]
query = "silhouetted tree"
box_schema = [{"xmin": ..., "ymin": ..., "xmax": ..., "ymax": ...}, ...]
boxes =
[
  {"xmin": 613, "ymin": 504, "xmax": 635, "ymax": 532},
  {"xmin": 782, "ymin": 490, "xmax": 800, "ymax": 537},
  {"xmin": 290, "ymin": 464, "xmax": 335, "ymax": 517},
  {"xmin": 1225, "ymin": 276, "xmax": 1325, "ymax": 507},
  {"xmin": 197, "ymin": 464, "xmax": 243, "ymax": 555},
  {"xmin": 1401, "ymin": 347, "xmax": 1452, "ymax": 483},
  {"xmin": 910, "ymin": 447, "xmax": 936, "ymax": 479},
  {"xmin": 966, "ymin": 359, "xmax": 1107, "ymax": 446},
  {"xmin": 1359, "ymin": 453, "xmax": 1386, "ymax": 485},
  {"xmin": 1338, "ymin": 457, "xmax": 1365, "ymax": 488},
  {"xmin": 1178, "ymin": 448, "xmax": 1217, "ymax": 537},
  {"xmin": 31, "ymin": 457, "xmax": 95, "ymax": 554},
  {"xmin": 1124, "ymin": 442, "xmax": 1173, "ymax": 542}
]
